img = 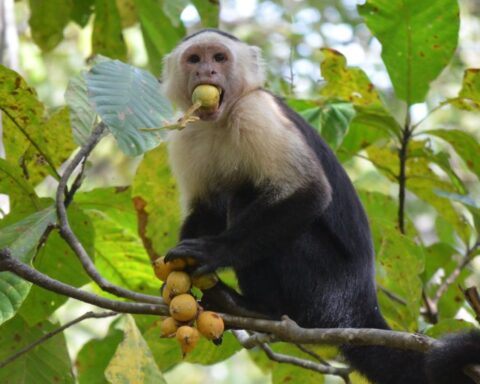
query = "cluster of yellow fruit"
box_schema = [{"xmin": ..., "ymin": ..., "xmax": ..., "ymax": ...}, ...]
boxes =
[{"xmin": 153, "ymin": 256, "xmax": 225, "ymax": 356}]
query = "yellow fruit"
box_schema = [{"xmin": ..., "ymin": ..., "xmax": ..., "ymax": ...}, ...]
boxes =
[
  {"xmin": 176, "ymin": 326, "xmax": 200, "ymax": 355},
  {"xmin": 169, "ymin": 294, "xmax": 198, "ymax": 322},
  {"xmin": 192, "ymin": 273, "xmax": 218, "ymax": 290},
  {"xmin": 162, "ymin": 284, "xmax": 174, "ymax": 304},
  {"xmin": 192, "ymin": 85, "xmax": 220, "ymax": 109},
  {"xmin": 153, "ymin": 257, "xmax": 172, "ymax": 281},
  {"xmin": 196, "ymin": 311, "xmax": 224, "ymax": 340},
  {"xmin": 161, "ymin": 317, "xmax": 178, "ymax": 337},
  {"xmin": 166, "ymin": 271, "xmax": 191, "ymax": 296}
]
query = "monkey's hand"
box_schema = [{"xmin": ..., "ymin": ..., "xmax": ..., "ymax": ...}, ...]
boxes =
[{"xmin": 165, "ymin": 237, "xmax": 230, "ymax": 275}]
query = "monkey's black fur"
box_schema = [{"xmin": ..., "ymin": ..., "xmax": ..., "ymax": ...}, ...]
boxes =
[
  {"xmin": 165, "ymin": 36, "xmax": 480, "ymax": 382},
  {"xmin": 182, "ymin": 28, "xmax": 239, "ymax": 42}
]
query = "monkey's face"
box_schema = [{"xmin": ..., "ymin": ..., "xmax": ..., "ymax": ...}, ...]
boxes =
[
  {"xmin": 162, "ymin": 32, "xmax": 265, "ymax": 123},
  {"xmin": 180, "ymin": 43, "xmax": 233, "ymax": 121}
]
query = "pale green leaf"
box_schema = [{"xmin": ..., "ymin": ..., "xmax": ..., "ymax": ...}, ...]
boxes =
[
  {"xmin": 87, "ymin": 60, "xmax": 174, "ymax": 156},
  {"xmin": 105, "ymin": 315, "xmax": 166, "ymax": 384},
  {"xmin": 65, "ymin": 71, "xmax": 98, "ymax": 145}
]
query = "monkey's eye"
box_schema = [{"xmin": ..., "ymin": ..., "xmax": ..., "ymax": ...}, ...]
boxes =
[
  {"xmin": 213, "ymin": 53, "xmax": 227, "ymax": 62},
  {"xmin": 187, "ymin": 54, "xmax": 200, "ymax": 64}
]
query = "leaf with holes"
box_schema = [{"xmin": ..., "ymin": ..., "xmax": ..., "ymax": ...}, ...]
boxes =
[{"xmin": 87, "ymin": 60, "xmax": 174, "ymax": 156}]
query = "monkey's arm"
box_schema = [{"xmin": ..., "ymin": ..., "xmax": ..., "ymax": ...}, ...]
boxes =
[{"xmin": 166, "ymin": 183, "xmax": 326, "ymax": 274}]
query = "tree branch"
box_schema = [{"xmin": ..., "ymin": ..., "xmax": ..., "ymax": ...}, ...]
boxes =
[
  {"xmin": 224, "ymin": 315, "xmax": 436, "ymax": 352},
  {"xmin": 232, "ymin": 330, "xmax": 352, "ymax": 383},
  {"xmin": 0, "ymin": 248, "xmax": 168, "ymax": 315},
  {"xmin": 0, "ymin": 310, "xmax": 118, "ymax": 369},
  {"xmin": 55, "ymin": 122, "xmax": 162, "ymax": 305}
]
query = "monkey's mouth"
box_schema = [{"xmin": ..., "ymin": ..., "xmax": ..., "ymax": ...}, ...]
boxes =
[{"xmin": 193, "ymin": 83, "xmax": 225, "ymax": 121}]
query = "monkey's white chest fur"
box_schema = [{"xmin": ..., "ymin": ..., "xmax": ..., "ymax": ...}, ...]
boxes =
[{"xmin": 167, "ymin": 92, "xmax": 320, "ymax": 212}]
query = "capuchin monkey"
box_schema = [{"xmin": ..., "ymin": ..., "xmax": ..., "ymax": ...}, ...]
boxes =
[{"xmin": 162, "ymin": 29, "xmax": 480, "ymax": 384}]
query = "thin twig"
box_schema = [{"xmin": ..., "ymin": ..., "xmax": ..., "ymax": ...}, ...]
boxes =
[
  {"xmin": 430, "ymin": 242, "xmax": 480, "ymax": 316},
  {"xmin": 0, "ymin": 248, "xmax": 168, "ymax": 315},
  {"xmin": 259, "ymin": 343, "xmax": 352, "ymax": 382},
  {"xmin": 295, "ymin": 343, "xmax": 331, "ymax": 366},
  {"xmin": 64, "ymin": 155, "xmax": 88, "ymax": 207},
  {"xmin": 55, "ymin": 122, "xmax": 162, "ymax": 305},
  {"xmin": 463, "ymin": 286, "xmax": 480, "ymax": 323},
  {"xmin": 378, "ymin": 285, "xmax": 407, "ymax": 306},
  {"xmin": 397, "ymin": 107, "xmax": 412, "ymax": 234},
  {"xmin": 0, "ymin": 311, "xmax": 118, "ymax": 369},
  {"xmin": 232, "ymin": 330, "xmax": 351, "ymax": 384}
]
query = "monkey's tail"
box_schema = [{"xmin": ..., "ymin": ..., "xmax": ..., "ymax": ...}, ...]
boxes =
[{"xmin": 341, "ymin": 330, "xmax": 480, "ymax": 384}]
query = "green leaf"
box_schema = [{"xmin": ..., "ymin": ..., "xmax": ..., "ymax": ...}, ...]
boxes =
[
  {"xmin": 425, "ymin": 319, "xmax": 474, "ymax": 338},
  {"xmin": 87, "ymin": 60, "xmax": 174, "ymax": 156},
  {"xmin": 0, "ymin": 159, "xmax": 40, "ymax": 211},
  {"xmin": 426, "ymin": 129, "xmax": 480, "ymax": 177},
  {"xmin": 0, "ymin": 316, "xmax": 74, "ymax": 383},
  {"xmin": 363, "ymin": 204, "xmax": 424, "ymax": 330},
  {"xmin": 132, "ymin": 144, "xmax": 181, "ymax": 259},
  {"xmin": 28, "ymin": 0, "xmax": 72, "ymax": 51},
  {"xmin": 137, "ymin": 0, "xmax": 185, "ymax": 76},
  {"xmin": 318, "ymin": 48, "xmax": 400, "ymax": 160},
  {"xmin": 77, "ymin": 188, "xmax": 159, "ymax": 294},
  {"xmin": 105, "ymin": 315, "xmax": 166, "ymax": 384},
  {"xmin": 366, "ymin": 141, "xmax": 470, "ymax": 240},
  {"xmin": 358, "ymin": 0, "xmax": 460, "ymax": 104},
  {"xmin": 77, "ymin": 323, "xmax": 124, "ymax": 384},
  {"xmin": 0, "ymin": 207, "xmax": 56, "ymax": 263},
  {"xmin": 192, "ymin": 0, "xmax": 220, "ymax": 28},
  {"xmin": 144, "ymin": 326, "xmax": 241, "ymax": 371},
  {"xmin": 299, "ymin": 102, "xmax": 355, "ymax": 151},
  {"xmin": 43, "ymin": 106, "xmax": 78, "ymax": 168},
  {"xmin": 1, "ymin": 67, "xmax": 76, "ymax": 184},
  {"xmin": 75, "ymin": 187, "xmax": 138, "ymax": 233},
  {"xmin": 162, "ymin": 0, "xmax": 190, "ymax": 27},
  {"xmin": 338, "ymin": 105, "xmax": 398, "ymax": 162},
  {"xmin": 18, "ymin": 205, "xmax": 95, "ymax": 325},
  {"xmin": 0, "ymin": 207, "xmax": 56, "ymax": 325},
  {"xmin": 92, "ymin": 0, "xmax": 127, "ymax": 61},
  {"xmin": 65, "ymin": 71, "xmax": 98, "ymax": 146},
  {"xmin": 71, "ymin": 0, "xmax": 95, "ymax": 27},
  {"xmin": 320, "ymin": 48, "xmax": 383, "ymax": 107},
  {"xmin": 450, "ymin": 68, "xmax": 480, "ymax": 111}
]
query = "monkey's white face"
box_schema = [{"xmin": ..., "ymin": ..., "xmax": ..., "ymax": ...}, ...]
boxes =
[
  {"xmin": 180, "ymin": 42, "xmax": 232, "ymax": 121},
  {"xmin": 162, "ymin": 32, "xmax": 266, "ymax": 123}
]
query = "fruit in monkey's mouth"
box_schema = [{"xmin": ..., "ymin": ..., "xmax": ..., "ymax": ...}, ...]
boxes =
[{"xmin": 192, "ymin": 84, "xmax": 221, "ymax": 110}]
